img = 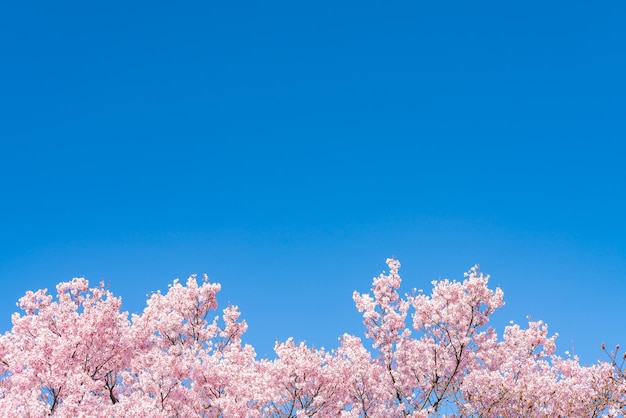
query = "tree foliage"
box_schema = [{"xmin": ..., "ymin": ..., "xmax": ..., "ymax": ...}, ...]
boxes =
[{"xmin": 0, "ymin": 260, "xmax": 623, "ymax": 417}]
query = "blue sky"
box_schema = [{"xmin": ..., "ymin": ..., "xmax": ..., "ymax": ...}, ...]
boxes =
[{"xmin": 1, "ymin": 1, "xmax": 624, "ymax": 364}]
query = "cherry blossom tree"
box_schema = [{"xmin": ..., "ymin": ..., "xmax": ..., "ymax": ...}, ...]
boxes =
[{"xmin": 0, "ymin": 259, "xmax": 623, "ymax": 417}]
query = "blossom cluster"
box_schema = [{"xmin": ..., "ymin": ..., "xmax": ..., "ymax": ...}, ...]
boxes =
[{"xmin": 0, "ymin": 260, "xmax": 623, "ymax": 417}]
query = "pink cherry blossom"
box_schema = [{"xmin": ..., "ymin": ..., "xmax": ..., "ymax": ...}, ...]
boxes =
[{"xmin": 0, "ymin": 260, "xmax": 623, "ymax": 417}]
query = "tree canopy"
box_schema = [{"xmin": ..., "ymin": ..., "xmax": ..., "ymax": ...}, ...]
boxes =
[{"xmin": 0, "ymin": 259, "xmax": 623, "ymax": 417}]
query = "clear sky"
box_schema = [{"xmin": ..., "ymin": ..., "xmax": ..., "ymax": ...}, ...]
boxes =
[{"xmin": 1, "ymin": 1, "xmax": 624, "ymax": 365}]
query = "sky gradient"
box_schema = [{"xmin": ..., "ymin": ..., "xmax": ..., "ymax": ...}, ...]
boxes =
[{"xmin": 1, "ymin": 1, "xmax": 625, "ymax": 364}]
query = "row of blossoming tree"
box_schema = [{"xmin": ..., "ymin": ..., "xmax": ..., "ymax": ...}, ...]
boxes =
[{"xmin": 0, "ymin": 259, "xmax": 624, "ymax": 417}]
